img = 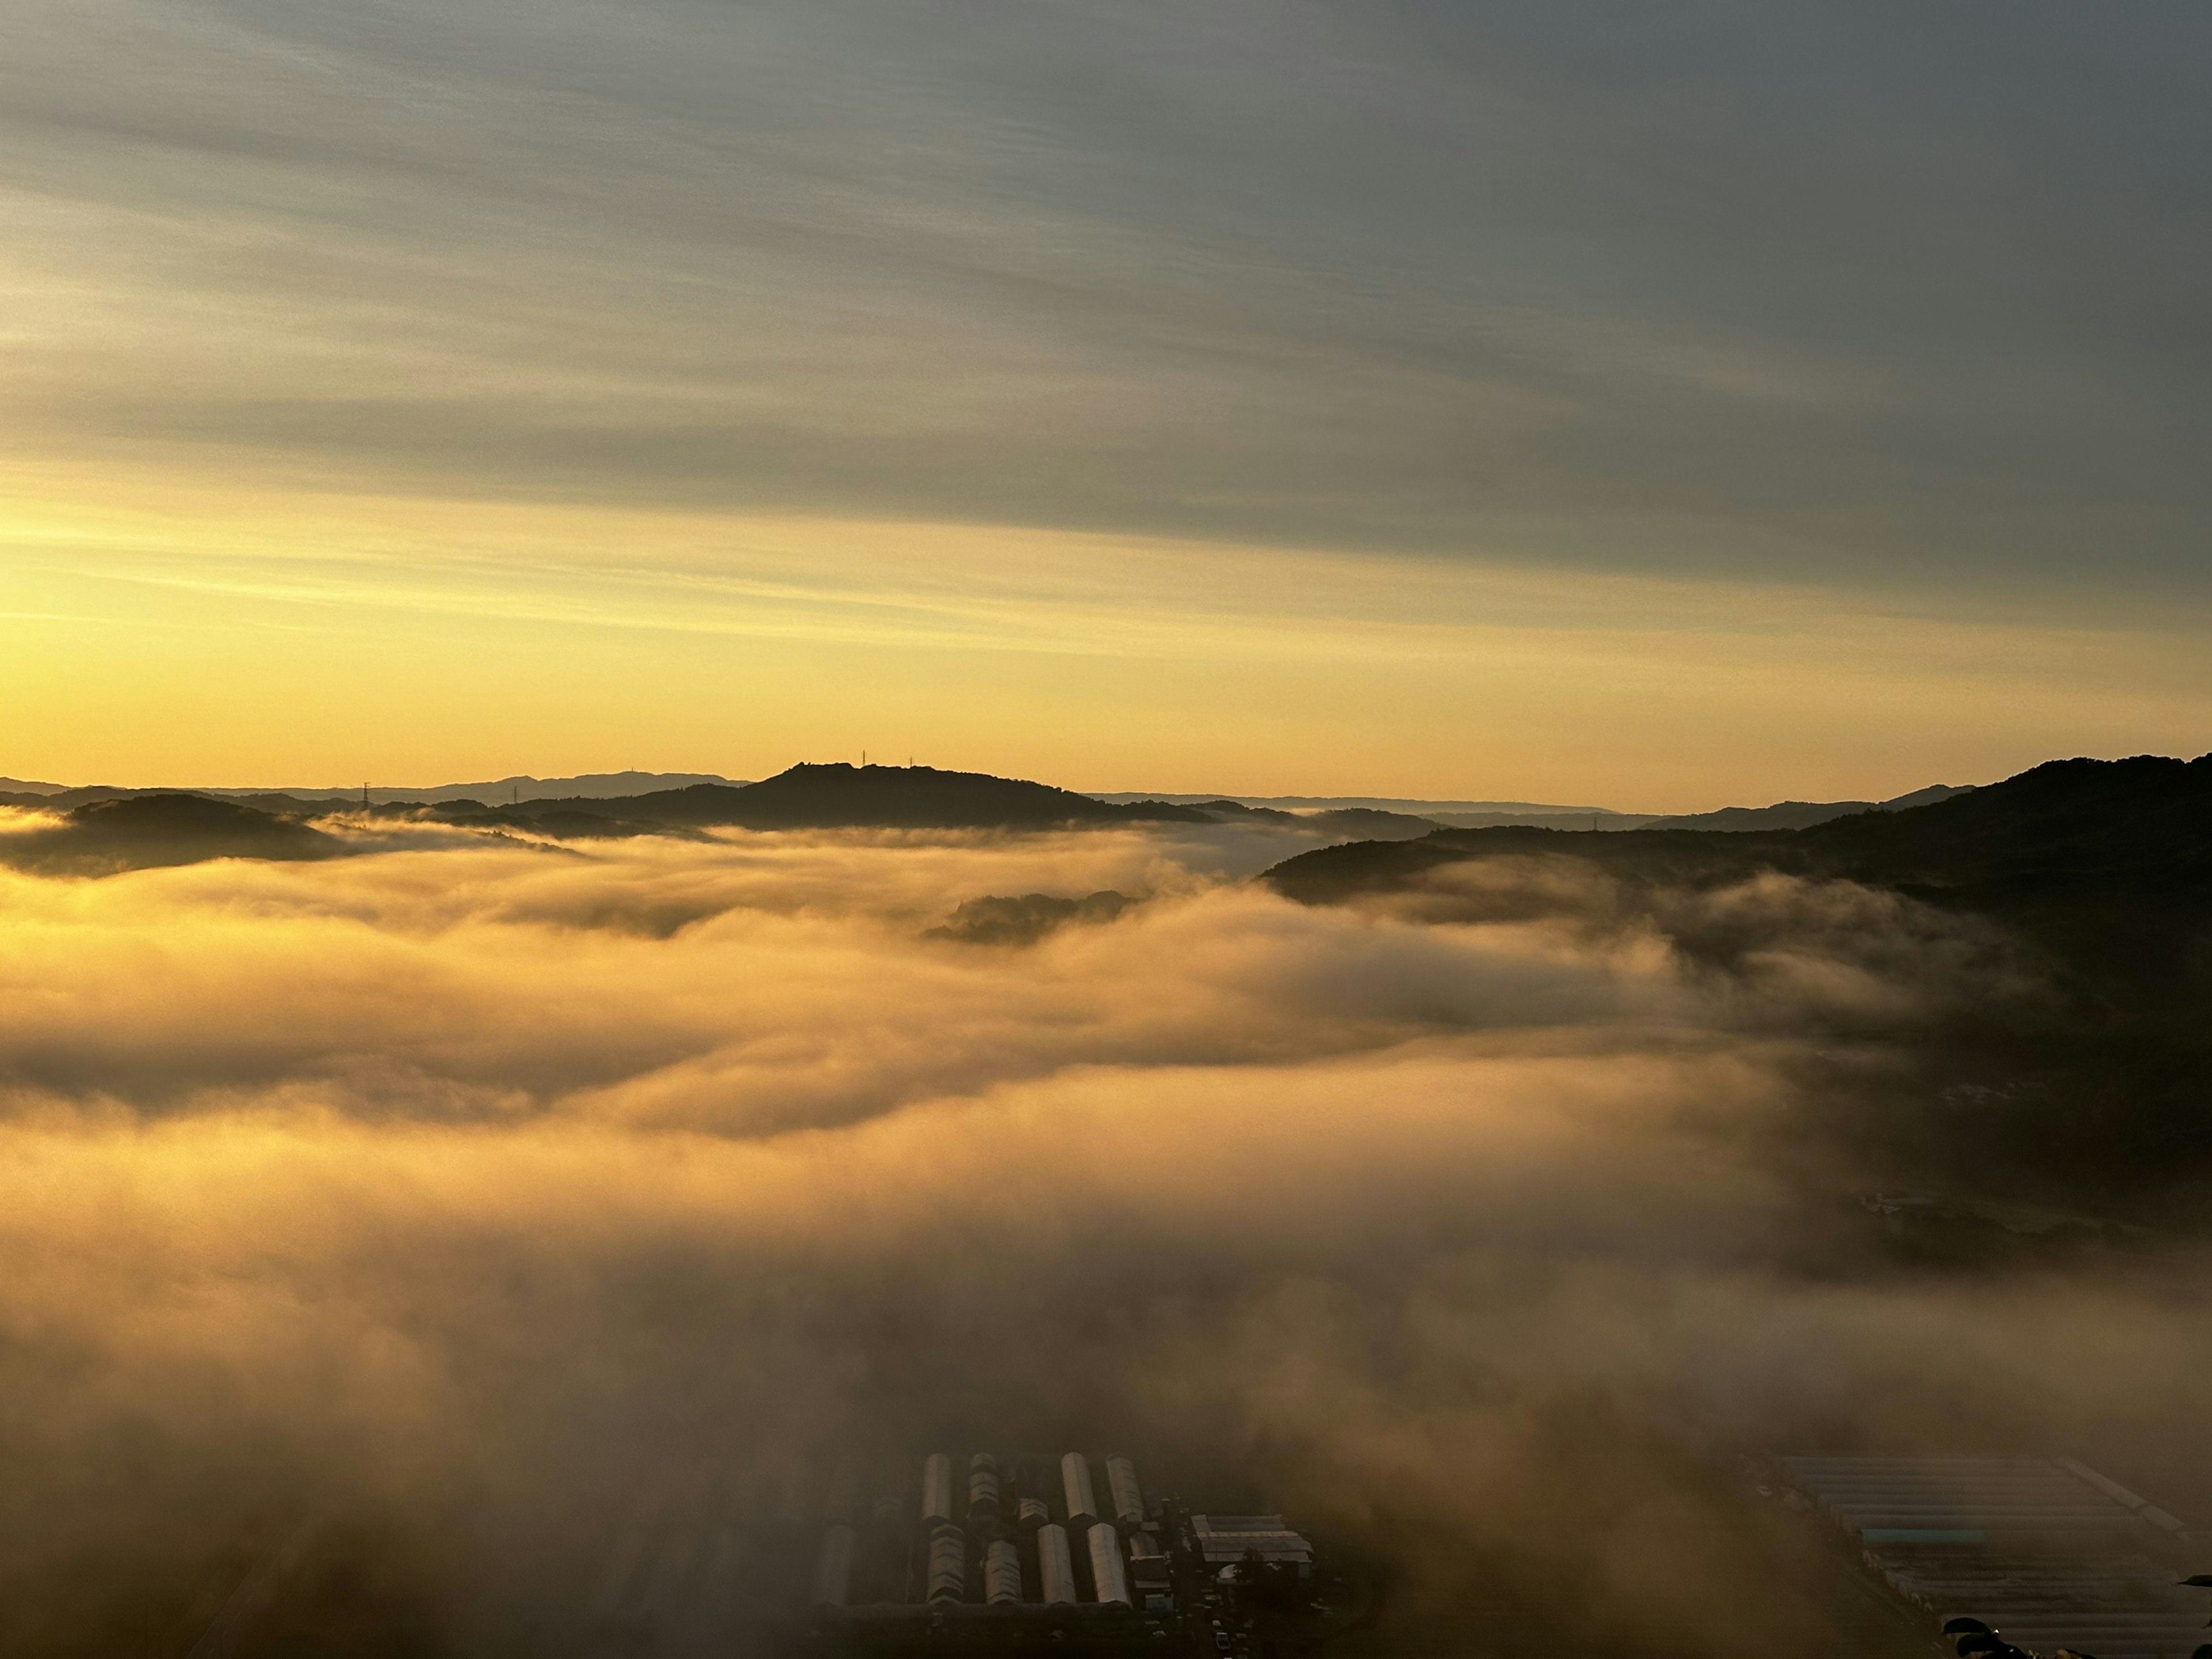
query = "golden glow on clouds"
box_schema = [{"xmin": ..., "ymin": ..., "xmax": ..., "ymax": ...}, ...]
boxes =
[
  {"xmin": 4, "ymin": 464, "xmax": 2208, "ymax": 805},
  {"xmin": 0, "ymin": 827, "xmax": 2203, "ymax": 1647}
]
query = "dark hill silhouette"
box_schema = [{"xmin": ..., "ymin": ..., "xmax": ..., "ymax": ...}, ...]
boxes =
[
  {"xmin": 9, "ymin": 763, "xmax": 1425, "ymax": 852},
  {"xmin": 0, "ymin": 794, "xmax": 347, "ymax": 874},
  {"xmin": 516, "ymin": 763, "xmax": 1212, "ymax": 830},
  {"xmin": 1787, "ymin": 754, "xmax": 2211, "ymax": 891},
  {"xmin": 1264, "ymin": 755, "xmax": 2212, "ymax": 905},
  {"xmin": 1263, "ymin": 753, "xmax": 2212, "ymax": 1218},
  {"xmin": 2, "ymin": 766, "xmax": 1481, "ymax": 842},
  {"xmin": 1656, "ymin": 800, "xmax": 1873, "ymax": 831}
]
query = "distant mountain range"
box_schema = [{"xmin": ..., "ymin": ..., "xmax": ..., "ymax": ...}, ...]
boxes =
[
  {"xmin": 1087, "ymin": 784, "xmax": 1980, "ymax": 831},
  {"xmin": 503, "ymin": 764, "xmax": 1197, "ymax": 831},
  {"xmin": 0, "ymin": 770, "xmax": 747, "ymax": 806},
  {"xmin": 1640, "ymin": 782, "xmax": 1974, "ymax": 831},
  {"xmin": 3, "ymin": 773, "xmax": 1981, "ymax": 830},
  {"xmin": 1088, "ymin": 791, "xmax": 1654, "ymax": 830},
  {"xmin": 1262, "ymin": 760, "xmax": 2201, "ymax": 904},
  {"xmin": 0, "ymin": 764, "xmax": 1467, "ymax": 862},
  {"xmin": 0, "ymin": 764, "xmax": 1247, "ymax": 872},
  {"xmin": 0, "ymin": 762, "xmax": 2013, "ymax": 873}
]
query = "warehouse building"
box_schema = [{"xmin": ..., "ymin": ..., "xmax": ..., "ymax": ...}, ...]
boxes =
[
  {"xmin": 1190, "ymin": 1516, "xmax": 1315, "ymax": 1577},
  {"xmin": 1128, "ymin": 1531, "xmax": 1172, "ymax": 1610},
  {"xmin": 796, "ymin": 1446, "xmax": 1321, "ymax": 1657},
  {"xmin": 1781, "ymin": 1455, "xmax": 2202, "ymax": 1659}
]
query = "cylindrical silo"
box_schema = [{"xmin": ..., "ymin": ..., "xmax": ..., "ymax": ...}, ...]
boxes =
[
  {"xmin": 1086, "ymin": 1523, "xmax": 1130, "ymax": 1606},
  {"xmin": 1060, "ymin": 1452, "xmax": 1097, "ymax": 1522},
  {"xmin": 922, "ymin": 1453, "xmax": 954, "ymax": 1528},
  {"xmin": 811, "ymin": 1524, "xmax": 855, "ymax": 1606},
  {"xmin": 1017, "ymin": 1495, "xmax": 1049, "ymax": 1529},
  {"xmin": 926, "ymin": 1529, "xmax": 965, "ymax": 1603},
  {"xmin": 968, "ymin": 1452, "xmax": 1001, "ymax": 1518},
  {"xmin": 1037, "ymin": 1523, "xmax": 1077, "ymax": 1605},
  {"xmin": 984, "ymin": 1538, "xmax": 1022, "ymax": 1605},
  {"xmin": 1104, "ymin": 1455, "xmax": 1144, "ymax": 1526}
]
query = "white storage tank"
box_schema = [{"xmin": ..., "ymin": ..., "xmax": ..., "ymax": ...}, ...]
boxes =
[
  {"xmin": 1060, "ymin": 1452, "xmax": 1097, "ymax": 1522},
  {"xmin": 1037, "ymin": 1523, "xmax": 1078, "ymax": 1605},
  {"xmin": 1086, "ymin": 1522, "xmax": 1130, "ymax": 1606},
  {"xmin": 926, "ymin": 1530, "xmax": 966, "ymax": 1603},
  {"xmin": 922, "ymin": 1453, "xmax": 954, "ymax": 1528},
  {"xmin": 1104, "ymin": 1455, "xmax": 1145, "ymax": 1526},
  {"xmin": 984, "ymin": 1537, "xmax": 1022, "ymax": 1605},
  {"xmin": 811, "ymin": 1524, "xmax": 855, "ymax": 1606}
]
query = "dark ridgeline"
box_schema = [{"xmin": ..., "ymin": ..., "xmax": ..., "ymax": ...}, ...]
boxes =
[
  {"xmin": 0, "ymin": 763, "xmax": 1217, "ymax": 873},
  {"xmin": 0, "ymin": 793, "xmax": 347, "ymax": 875},
  {"xmin": 0, "ymin": 763, "xmax": 1464, "ymax": 861},
  {"xmin": 1641, "ymin": 782, "xmax": 1974, "ymax": 833},
  {"xmin": 1, "ymin": 765, "xmax": 1464, "ymax": 840},
  {"xmin": 1263, "ymin": 753, "xmax": 2212, "ymax": 1219},
  {"xmin": 505, "ymin": 763, "xmax": 1212, "ymax": 830},
  {"xmin": 1263, "ymin": 754, "xmax": 2212, "ymax": 902}
]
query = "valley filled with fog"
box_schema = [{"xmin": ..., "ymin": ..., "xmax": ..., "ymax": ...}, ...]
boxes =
[{"xmin": 1, "ymin": 814, "xmax": 2203, "ymax": 1654}]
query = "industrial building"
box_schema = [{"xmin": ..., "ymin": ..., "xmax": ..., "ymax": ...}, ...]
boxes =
[
  {"xmin": 806, "ymin": 1449, "xmax": 1156, "ymax": 1615},
  {"xmin": 798, "ymin": 1448, "xmax": 1319, "ymax": 1657},
  {"xmin": 1189, "ymin": 1516, "xmax": 1315, "ymax": 1577},
  {"xmin": 574, "ymin": 1451, "xmax": 1232, "ymax": 1657},
  {"xmin": 1781, "ymin": 1456, "xmax": 2203, "ymax": 1658}
]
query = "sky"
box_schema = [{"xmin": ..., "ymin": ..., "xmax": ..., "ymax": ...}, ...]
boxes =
[{"xmin": 3, "ymin": 0, "xmax": 2208, "ymax": 807}]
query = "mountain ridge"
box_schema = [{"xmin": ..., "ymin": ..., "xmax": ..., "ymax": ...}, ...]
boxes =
[
  {"xmin": 503, "ymin": 763, "xmax": 1212, "ymax": 830},
  {"xmin": 1262, "ymin": 755, "xmax": 2211, "ymax": 902},
  {"xmin": 1259, "ymin": 753, "xmax": 2212, "ymax": 1214},
  {"xmin": 0, "ymin": 794, "xmax": 347, "ymax": 875},
  {"xmin": 0, "ymin": 763, "xmax": 1232, "ymax": 866},
  {"xmin": 1642, "ymin": 782, "xmax": 1974, "ymax": 832}
]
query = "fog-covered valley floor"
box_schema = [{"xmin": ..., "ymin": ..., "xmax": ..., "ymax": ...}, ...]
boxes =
[{"xmin": 1, "ymin": 815, "xmax": 2203, "ymax": 1655}]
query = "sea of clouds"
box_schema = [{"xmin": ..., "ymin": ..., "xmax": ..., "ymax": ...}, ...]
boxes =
[{"xmin": 0, "ymin": 816, "xmax": 2202, "ymax": 1654}]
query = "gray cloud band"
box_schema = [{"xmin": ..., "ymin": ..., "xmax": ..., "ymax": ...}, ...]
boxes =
[{"xmin": 2, "ymin": 1, "xmax": 2208, "ymax": 593}]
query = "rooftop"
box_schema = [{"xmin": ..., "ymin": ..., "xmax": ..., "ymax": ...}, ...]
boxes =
[{"xmin": 1782, "ymin": 1456, "xmax": 2201, "ymax": 1659}]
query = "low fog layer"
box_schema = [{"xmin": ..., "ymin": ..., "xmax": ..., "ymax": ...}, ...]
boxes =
[{"xmin": 0, "ymin": 820, "xmax": 2203, "ymax": 1654}]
